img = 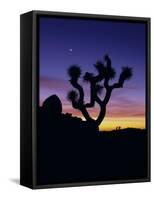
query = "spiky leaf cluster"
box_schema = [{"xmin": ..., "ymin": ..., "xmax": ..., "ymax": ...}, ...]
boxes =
[
  {"xmin": 67, "ymin": 90, "xmax": 78, "ymax": 102},
  {"xmin": 119, "ymin": 67, "xmax": 132, "ymax": 84},
  {"xmin": 68, "ymin": 65, "xmax": 81, "ymax": 80},
  {"xmin": 83, "ymin": 72, "xmax": 94, "ymax": 82}
]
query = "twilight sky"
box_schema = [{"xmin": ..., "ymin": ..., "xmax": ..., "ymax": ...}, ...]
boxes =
[{"xmin": 39, "ymin": 16, "xmax": 146, "ymax": 130}]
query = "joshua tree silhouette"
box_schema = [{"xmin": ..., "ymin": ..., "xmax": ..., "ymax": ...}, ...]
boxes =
[{"xmin": 67, "ymin": 54, "xmax": 132, "ymax": 127}]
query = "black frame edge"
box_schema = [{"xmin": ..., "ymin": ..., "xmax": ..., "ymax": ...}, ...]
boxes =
[
  {"xmin": 23, "ymin": 10, "xmax": 150, "ymax": 21},
  {"xmin": 20, "ymin": 11, "xmax": 34, "ymax": 189},
  {"xmin": 147, "ymin": 18, "xmax": 151, "ymax": 182}
]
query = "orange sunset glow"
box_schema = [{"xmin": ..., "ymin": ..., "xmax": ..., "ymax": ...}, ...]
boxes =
[
  {"xmin": 40, "ymin": 83, "xmax": 146, "ymax": 131},
  {"xmin": 65, "ymin": 114, "xmax": 145, "ymax": 131},
  {"xmin": 39, "ymin": 17, "xmax": 146, "ymax": 132}
]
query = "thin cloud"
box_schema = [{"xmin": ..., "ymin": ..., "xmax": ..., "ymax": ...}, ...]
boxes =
[{"xmin": 40, "ymin": 76, "xmax": 69, "ymax": 89}]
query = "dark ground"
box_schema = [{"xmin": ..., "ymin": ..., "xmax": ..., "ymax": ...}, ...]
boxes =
[{"xmin": 37, "ymin": 107, "xmax": 148, "ymax": 186}]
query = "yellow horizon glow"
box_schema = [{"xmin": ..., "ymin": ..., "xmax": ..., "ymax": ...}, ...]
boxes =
[
  {"xmin": 77, "ymin": 115, "xmax": 145, "ymax": 131},
  {"xmin": 99, "ymin": 117, "xmax": 145, "ymax": 131}
]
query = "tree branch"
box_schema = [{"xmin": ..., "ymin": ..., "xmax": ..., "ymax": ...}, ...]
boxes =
[{"xmin": 69, "ymin": 79, "xmax": 93, "ymax": 122}]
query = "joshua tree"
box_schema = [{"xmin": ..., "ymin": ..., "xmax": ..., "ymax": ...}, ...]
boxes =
[{"xmin": 67, "ymin": 54, "xmax": 132, "ymax": 128}]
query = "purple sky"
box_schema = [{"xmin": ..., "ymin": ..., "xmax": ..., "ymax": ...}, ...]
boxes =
[{"xmin": 39, "ymin": 16, "xmax": 146, "ymax": 120}]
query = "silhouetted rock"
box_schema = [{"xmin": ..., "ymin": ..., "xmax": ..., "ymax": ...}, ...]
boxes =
[
  {"xmin": 42, "ymin": 95, "xmax": 62, "ymax": 118},
  {"xmin": 37, "ymin": 95, "xmax": 148, "ymax": 186}
]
